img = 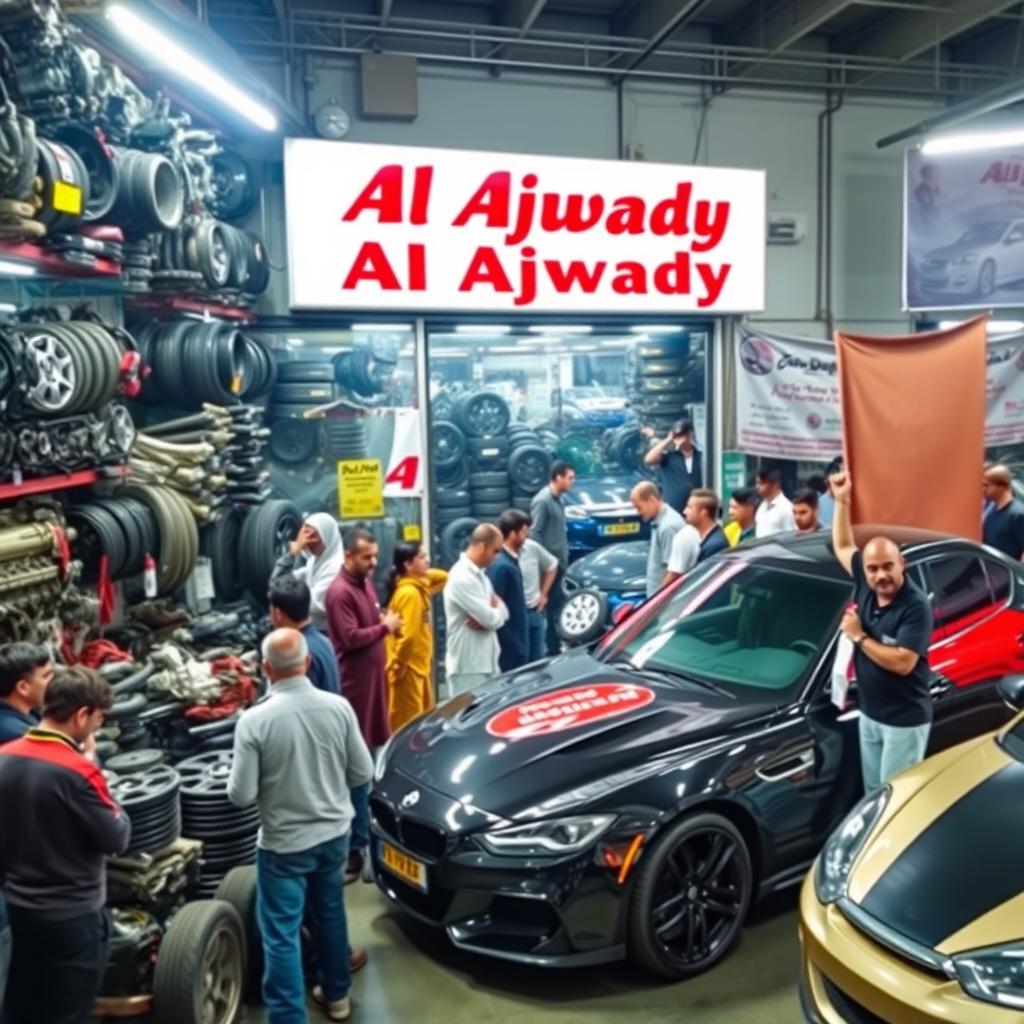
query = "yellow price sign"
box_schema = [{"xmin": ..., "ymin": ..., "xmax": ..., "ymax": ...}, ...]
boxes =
[
  {"xmin": 52, "ymin": 181, "xmax": 83, "ymax": 215},
  {"xmin": 338, "ymin": 459, "xmax": 384, "ymax": 519},
  {"xmin": 402, "ymin": 523, "xmax": 422, "ymax": 542}
]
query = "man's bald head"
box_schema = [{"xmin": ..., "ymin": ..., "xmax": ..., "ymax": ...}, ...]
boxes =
[
  {"xmin": 862, "ymin": 535, "xmax": 905, "ymax": 602},
  {"xmin": 984, "ymin": 464, "xmax": 1014, "ymax": 504},
  {"xmin": 467, "ymin": 521, "xmax": 503, "ymax": 569},
  {"xmin": 630, "ymin": 480, "xmax": 664, "ymax": 521},
  {"xmin": 261, "ymin": 627, "xmax": 310, "ymax": 681}
]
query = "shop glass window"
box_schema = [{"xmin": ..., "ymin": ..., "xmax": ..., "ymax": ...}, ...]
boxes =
[
  {"xmin": 984, "ymin": 559, "xmax": 1012, "ymax": 605},
  {"xmin": 924, "ymin": 555, "xmax": 996, "ymax": 634}
]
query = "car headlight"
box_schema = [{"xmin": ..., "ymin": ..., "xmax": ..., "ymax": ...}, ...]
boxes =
[
  {"xmin": 565, "ymin": 506, "xmax": 589, "ymax": 521},
  {"xmin": 373, "ymin": 733, "xmax": 396, "ymax": 782},
  {"xmin": 953, "ymin": 252, "xmax": 979, "ymax": 265},
  {"xmin": 814, "ymin": 787, "xmax": 889, "ymax": 904},
  {"xmin": 478, "ymin": 814, "xmax": 615, "ymax": 857},
  {"xmin": 953, "ymin": 943, "xmax": 1024, "ymax": 1009}
]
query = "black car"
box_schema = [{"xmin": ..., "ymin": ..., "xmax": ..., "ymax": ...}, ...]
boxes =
[
  {"xmin": 559, "ymin": 540, "xmax": 648, "ymax": 645},
  {"xmin": 370, "ymin": 528, "xmax": 1023, "ymax": 980}
]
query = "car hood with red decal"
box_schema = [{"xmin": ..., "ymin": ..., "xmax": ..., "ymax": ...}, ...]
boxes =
[{"xmin": 378, "ymin": 648, "xmax": 775, "ymax": 824}]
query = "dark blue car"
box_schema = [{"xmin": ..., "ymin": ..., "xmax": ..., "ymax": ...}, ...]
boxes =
[
  {"xmin": 559, "ymin": 539, "xmax": 648, "ymax": 644},
  {"xmin": 565, "ymin": 474, "xmax": 649, "ymax": 557}
]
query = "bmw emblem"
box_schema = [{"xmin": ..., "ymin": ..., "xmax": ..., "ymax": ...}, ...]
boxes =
[{"xmin": 401, "ymin": 790, "xmax": 420, "ymax": 810}]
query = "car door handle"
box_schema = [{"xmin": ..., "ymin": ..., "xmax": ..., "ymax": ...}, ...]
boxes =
[
  {"xmin": 755, "ymin": 748, "xmax": 815, "ymax": 782},
  {"xmin": 929, "ymin": 676, "xmax": 952, "ymax": 697}
]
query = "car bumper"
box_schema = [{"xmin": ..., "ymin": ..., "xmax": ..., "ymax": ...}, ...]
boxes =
[
  {"xmin": 798, "ymin": 871, "xmax": 1016, "ymax": 1024},
  {"xmin": 919, "ymin": 271, "xmax": 976, "ymax": 294},
  {"xmin": 369, "ymin": 784, "xmax": 630, "ymax": 967}
]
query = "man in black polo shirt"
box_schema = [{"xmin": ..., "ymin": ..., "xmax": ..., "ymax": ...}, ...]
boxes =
[
  {"xmin": 642, "ymin": 419, "xmax": 702, "ymax": 515},
  {"xmin": 830, "ymin": 472, "xmax": 934, "ymax": 792},
  {"xmin": 982, "ymin": 464, "xmax": 1024, "ymax": 561}
]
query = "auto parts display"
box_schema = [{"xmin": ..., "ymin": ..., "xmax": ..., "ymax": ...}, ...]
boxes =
[
  {"xmin": 109, "ymin": 763, "xmax": 183, "ymax": 855},
  {"xmin": 237, "ymin": 498, "xmax": 301, "ymax": 598}
]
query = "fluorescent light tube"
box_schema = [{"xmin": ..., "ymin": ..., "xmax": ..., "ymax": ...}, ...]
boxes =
[
  {"xmin": 528, "ymin": 325, "xmax": 592, "ymax": 334},
  {"xmin": 922, "ymin": 130, "xmax": 1024, "ymax": 156},
  {"xmin": 106, "ymin": 4, "xmax": 278, "ymax": 131},
  {"xmin": 0, "ymin": 303, "xmax": 16, "ymax": 313},
  {"xmin": 0, "ymin": 259, "xmax": 36, "ymax": 277},
  {"xmin": 351, "ymin": 323, "xmax": 412, "ymax": 331},
  {"xmin": 455, "ymin": 325, "xmax": 510, "ymax": 335},
  {"xmin": 632, "ymin": 325, "xmax": 683, "ymax": 334}
]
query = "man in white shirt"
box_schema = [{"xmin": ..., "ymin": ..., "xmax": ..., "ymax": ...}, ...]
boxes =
[
  {"xmin": 519, "ymin": 535, "xmax": 558, "ymax": 663},
  {"xmin": 630, "ymin": 481, "xmax": 685, "ymax": 598},
  {"xmin": 443, "ymin": 524, "xmax": 508, "ymax": 695},
  {"xmin": 755, "ymin": 466, "xmax": 796, "ymax": 537},
  {"xmin": 662, "ymin": 522, "xmax": 701, "ymax": 588}
]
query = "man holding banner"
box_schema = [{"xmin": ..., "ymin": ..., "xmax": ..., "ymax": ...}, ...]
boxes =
[{"xmin": 830, "ymin": 472, "xmax": 934, "ymax": 792}]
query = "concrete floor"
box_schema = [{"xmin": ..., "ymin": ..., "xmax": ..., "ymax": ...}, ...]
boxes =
[{"xmin": 248, "ymin": 881, "xmax": 801, "ymax": 1023}]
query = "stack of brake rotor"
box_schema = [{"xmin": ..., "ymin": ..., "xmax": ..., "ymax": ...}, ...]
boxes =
[
  {"xmin": 176, "ymin": 750, "xmax": 259, "ymax": 898},
  {"xmin": 0, "ymin": 72, "xmax": 43, "ymax": 241},
  {"xmin": 108, "ymin": 763, "xmax": 182, "ymax": 856}
]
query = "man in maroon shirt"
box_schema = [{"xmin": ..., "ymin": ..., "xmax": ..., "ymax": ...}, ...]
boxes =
[{"xmin": 326, "ymin": 527, "xmax": 402, "ymax": 882}]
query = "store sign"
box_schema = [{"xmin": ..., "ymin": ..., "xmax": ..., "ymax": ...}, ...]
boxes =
[
  {"xmin": 284, "ymin": 139, "xmax": 766, "ymax": 313},
  {"xmin": 486, "ymin": 683, "xmax": 655, "ymax": 740},
  {"xmin": 736, "ymin": 327, "xmax": 1024, "ymax": 459},
  {"xmin": 904, "ymin": 148, "xmax": 1024, "ymax": 311},
  {"xmin": 339, "ymin": 459, "xmax": 385, "ymax": 519},
  {"xmin": 383, "ymin": 408, "xmax": 424, "ymax": 497}
]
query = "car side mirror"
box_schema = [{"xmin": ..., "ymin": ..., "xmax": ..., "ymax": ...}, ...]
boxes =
[{"xmin": 998, "ymin": 675, "xmax": 1024, "ymax": 711}]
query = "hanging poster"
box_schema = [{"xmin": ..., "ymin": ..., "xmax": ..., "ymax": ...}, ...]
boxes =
[
  {"xmin": 736, "ymin": 327, "xmax": 1024, "ymax": 459},
  {"xmin": 339, "ymin": 459, "xmax": 385, "ymax": 519},
  {"xmin": 904, "ymin": 147, "xmax": 1024, "ymax": 311}
]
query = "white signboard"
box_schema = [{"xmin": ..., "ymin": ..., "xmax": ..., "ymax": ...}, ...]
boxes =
[
  {"xmin": 736, "ymin": 328, "xmax": 1024, "ymax": 459},
  {"xmin": 284, "ymin": 139, "xmax": 766, "ymax": 313}
]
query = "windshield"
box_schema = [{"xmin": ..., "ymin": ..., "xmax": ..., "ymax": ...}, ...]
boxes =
[
  {"xmin": 598, "ymin": 559, "xmax": 852, "ymax": 700},
  {"xmin": 959, "ymin": 222, "xmax": 1007, "ymax": 245}
]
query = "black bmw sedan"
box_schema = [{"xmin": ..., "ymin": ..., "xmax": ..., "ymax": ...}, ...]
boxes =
[{"xmin": 370, "ymin": 528, "xmax": 1024, "ymax": 980}]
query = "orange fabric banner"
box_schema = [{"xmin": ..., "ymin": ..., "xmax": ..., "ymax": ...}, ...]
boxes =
[{"xmin": 835, "ymin": 316, "xmax": 987, "ymax": 539}]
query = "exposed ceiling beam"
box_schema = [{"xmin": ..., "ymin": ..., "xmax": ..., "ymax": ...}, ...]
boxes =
[
  {"xmin": 840, "ymin": 0, "xmax": 1021, "ymax": 62},
  {"xmin": 727, "ymin": 0, "xmax": 854, "ymax": 52},
  {"xmin": 608, "ymin": 0, "xmax": 713, "ymax": 77},
  {"xmin": 485, "ymin": 0, "xmax": 550, "ymax": 63},
  {"xmin": 381, "ymin": 0, "xmax": 395, "ymax": 28}
]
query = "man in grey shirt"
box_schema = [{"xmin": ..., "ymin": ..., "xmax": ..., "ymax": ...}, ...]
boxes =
[
  {"xmin": 519, "ymin": 535, "xmax": 558, "ymax": 662},
  {"xmin": 228, "ymin": 628, "xmax": 373, "ymax": 1023},
  {"xmin": 631, "ymin": 481, "xmax": 685, "ymax": 597},
  {"xmin": 530, "ymin": 460, "xmax": 576, "ymax": 655}
]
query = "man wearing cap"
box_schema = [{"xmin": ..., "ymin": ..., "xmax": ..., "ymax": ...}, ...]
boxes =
[{"xmin": 642, "ymin": 419, "xmax": 703, "ymax": 516}]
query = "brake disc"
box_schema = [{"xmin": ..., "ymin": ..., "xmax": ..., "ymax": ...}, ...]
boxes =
[
  {"xmin": 106, "ymin": 404, "xmax": 136, "ymax": 454},
  {"xmin": 23, "ymin": 331, "xmax": 76, "ymax": 411}
]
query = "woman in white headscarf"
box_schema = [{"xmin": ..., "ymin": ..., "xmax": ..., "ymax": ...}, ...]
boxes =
[{"xmin": 270, "ymin": 512, "xmax": 343, "ymax": 629}]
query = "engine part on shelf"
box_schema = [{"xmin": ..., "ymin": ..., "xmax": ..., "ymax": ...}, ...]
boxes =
[
  {"xmin": 455, "ymin": 390, "xmax": 511, "ymax": 438},
  {"xmin": 17, "ymin": 320, "xmax": 124, "ymax": 415},
  {"xmin": 109, "ymin": 147, "xmax": 184, "ymax": 235},
  {"xmin": 135, "ymin": 322, "xmax": 274, "ymax": 406},
  {"xmin": 0, "ymin": 74, "xmax": 41, "ymax": 238},
  {"xmin": 109, "ymin": 764, "xmax": 182, "ymax": 855},
  {"xmin": 122, "ymin": 483, "xmax": 199, "ymax": 594},
  {"xmin": 33, "ymin": 137, "xmax": 89, "ymax": 233},
  {"xmin": 147, "ymin": 643, "xmax": 225, "ymax": 705},
  {"xmin": 54, "ymin": 123, "xmax": 118, "ymax": 222},
  {"xmin": 237, "ymin": 498, "xmax": 301, "ymax": 598},
  {"xmin": 209, "ymin": 149, "xmax": 256, "ymax": 222},
  {"xmin": 153, "ymin": 220, "xmax": 270, "ymax": 299},
  {"xmin": 177, "ymin": 750, "xmax": 259, "ymax": 896}
]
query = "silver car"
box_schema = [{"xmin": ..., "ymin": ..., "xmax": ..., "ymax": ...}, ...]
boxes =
[{"xmin": 920, "ymin": 219, "xmax": 1024, "ymax": 297}]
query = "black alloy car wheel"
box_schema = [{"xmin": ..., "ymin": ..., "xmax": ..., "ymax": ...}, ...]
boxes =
[{"xmin": 628, "ymin": 814, "xmax": 752, "ymax": 978}]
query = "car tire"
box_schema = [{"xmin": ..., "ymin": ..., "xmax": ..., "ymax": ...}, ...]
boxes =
[
  {"xmin": 432, "ymin": 420, "xmax": 467, "ymax": 471},
  {"xmin": 470, "ymin": 486, "xmax": 511, "ymax": 501},
  {"xmin": 557, "ymin": 588, "xmax": 608, "ymax": 645},
  {"xmin": 274, "ymin": 361, "xmax": 334, "ymax": 384},
  {"xmin": 436, "ymin": 488, "xmax": 471, "ymax": 508},
  {"xmin": 507, "ymin": 443, "xmax": 552, "ymax": 494},
  {"xmin": 639, "ymin": 358, "xmax": 689, "ymax": 377},
  {"xmin": 271, "ymin": 382, "xmax": 336, "ymax": 404},
  {"xmin": 471, "ymin": 503, "xmax": 507, "ymax": 518},
  {"xmin": 268, "ymin": 417, "xmax": 319, "ymax": 464},
  {"xmin": 635, "ymin": 335, "xmax": 690, "ymax": 359},
  {"xmin": 469, "ymin": 472, "xmax": 509, "ymax": 488},
  {"xmin": 627, "ymin": 813, "xmax": 752, "ymax": 980},
  {"xmin": 439, "ymin": 517, "xmax": 478, "ymax": 566},
  {"xmin": 467, "ymin": 436, "xmax": 509, "ymax": 459},
  {"xmin": 215, "ymin": 867, "xmax": 262, "ymax": 1005},
  {"xmin": 152, "ymin": 900, "xmax": 245, "ymax": 1024}
]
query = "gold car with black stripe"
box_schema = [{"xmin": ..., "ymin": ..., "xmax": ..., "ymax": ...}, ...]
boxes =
[{"xmin": 800, "ymin": 675, "xmax": 1024, "ymax": 1023}]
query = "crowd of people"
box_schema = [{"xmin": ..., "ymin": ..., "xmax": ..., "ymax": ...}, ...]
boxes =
[{"xmin": 0, "ymin": 424, "xmax": 1021, "ymax": 1024}]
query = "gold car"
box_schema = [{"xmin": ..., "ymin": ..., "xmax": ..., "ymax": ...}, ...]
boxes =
[{"xmin": 800, "ymin": 676, "xmax": 1024, "ymax": 1024}]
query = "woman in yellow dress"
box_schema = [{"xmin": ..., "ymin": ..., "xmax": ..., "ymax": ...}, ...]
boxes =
[{"xmin": 384, "ymin": 541, "xmax": 448, "ymax": 731}]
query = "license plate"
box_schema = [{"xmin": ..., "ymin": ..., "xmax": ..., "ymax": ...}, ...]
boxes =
[
  {"xmin": 600, "ymin": 522, "xmax": 640, "ymax": 536},
  {"xmin": 379, "ymin": 840, "xmax": 428, "ymax": 892}
]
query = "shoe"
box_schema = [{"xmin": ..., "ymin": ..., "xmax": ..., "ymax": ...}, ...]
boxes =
[
  {"xmin": 313, "ymin": 985, "xmax": 352, "ymax": 1021},
  {"xmin": 344, "ymin": 849, "xmax": 364, "ymax": 885},
  {"xmin": 349, "ymin": 947, "xmax": 368, "ymax": 973}
]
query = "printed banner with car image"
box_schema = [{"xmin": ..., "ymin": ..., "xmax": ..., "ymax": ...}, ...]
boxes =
[
  {"xmin": 736, "ymin": 328, "xmax": 1024, "ymax": 459},
  {"xmin": 905, "ymin": 148, "xmax": 1024, "ymax": 311}
]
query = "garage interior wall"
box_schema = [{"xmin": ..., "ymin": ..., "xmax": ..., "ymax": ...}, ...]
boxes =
[{"xmin": 250, "ymin": 58, "xmax": 938, "ymax": 337}]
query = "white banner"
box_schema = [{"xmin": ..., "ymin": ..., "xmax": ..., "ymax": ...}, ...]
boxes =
[
  {"xmin": 736, "ymin": 328, "xmax": 1024, "ymax": 459},
  {"xmin": 284, "ymin": 139, "xmax": 766, "ymax": 313},
  {"xmin": 382, "ymin": 408, "xmax": 424, "ymax": 497}
]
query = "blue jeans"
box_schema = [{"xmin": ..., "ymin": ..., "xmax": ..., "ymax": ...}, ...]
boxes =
[
  {"xmin": 257, "ymin": 835, "xmax": 351, "ymax": 1023},
  {"xmin": 527, "ymin": 608, "xmax": 547, "ymax": 663},
  {"xmin": 859, "ymin": 714, "xmax": 930, "ymax": 792},
  {"xmin": 350, "ymin": 783, "xmax": 369, "ymax": 854}
]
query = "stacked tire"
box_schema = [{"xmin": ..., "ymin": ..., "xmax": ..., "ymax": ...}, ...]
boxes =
[
  {"xmin": 601, "ymin": 424, "xmax": 651, "ymax": 476},
  {"xmin": 625, "ymin": 331, "xmax": 702, "ymax": 432},
  {"xmin": 267, "ymin": 361, "xmax": 335, "ymax": 465},
  {"xmin": 507, "ymin": 425, "xmax": 551, "ymax": 511}
]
